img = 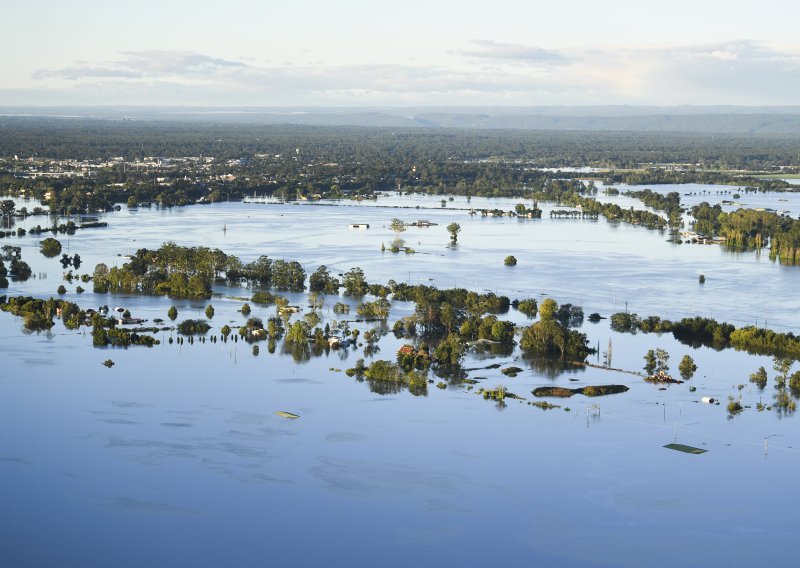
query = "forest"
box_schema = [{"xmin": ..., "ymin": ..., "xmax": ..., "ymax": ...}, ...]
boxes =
[
  {"xmin": 0, "ymin": 117, "xmax": 799, "ymax": 168},
  {"xmin": 1, "ymin": 119, "xmax": 798, "ymax": 224}
]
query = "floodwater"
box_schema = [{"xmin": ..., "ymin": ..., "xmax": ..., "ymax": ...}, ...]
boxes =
[
  {"xmin": 2, "ymin": 192, "xmax": 800, "ymax": 567},
  {"xmin": 10, "ymin": 189, "xmax": 799, "ymax": 330},
  {"xmin": 594, "ymin": 182, "xmax": 800, "ymax": 219}
]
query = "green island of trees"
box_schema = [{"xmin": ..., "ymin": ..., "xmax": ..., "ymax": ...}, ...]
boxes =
[
  {"xmin": 177, "ymin": 319, "xmax": 211, "ymax": 335},
  {"xmin": 611, "ymin": 311, "xmax": 800, "ymax": 359},
  {"xmin": 520, "ymin": 300, "xmax": 593, "ymax": 361},
  {"xmin": 39, "ymin": 237, "xmax": 63, "ymax": 258},
  {"xmin": 624, "ymin": 189, "xmax": 683, "ymax": 228},
  {"xmin": 691, "ymin": 202, "xmax": 800, "ymax": 264},
  {"xmin": 0, "ymin": 295, "xmax": 84, "ymax": 331},
  {"xmin": 92, "ymin": 243, "xmax": 306, "ymax": 299}
]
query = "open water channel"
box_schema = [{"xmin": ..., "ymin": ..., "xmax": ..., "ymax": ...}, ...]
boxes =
[{"xmin": 2, "ymin": 188, "xmax": 800, "ymax": 567}]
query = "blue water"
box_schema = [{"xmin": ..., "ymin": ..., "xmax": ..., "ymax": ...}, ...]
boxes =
[{"xmin": 1, "ymin": 192, "xmax": 800, "ymax": 567}]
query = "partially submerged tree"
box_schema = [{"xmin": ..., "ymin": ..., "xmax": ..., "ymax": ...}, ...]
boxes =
[
  {"xmin": 390, "ymin": 218, "xmax": 406, "ymax": 236},
  {"xmin": 447, "ymin": 222, "xmax": 461, "ymax": 243},
  {"xmin": 343, "ymin": 267, "xmax": 368, "ymax": 297},
  {"xmin": 644, "ymin": 348, "xmax": 670, "ymax": 376},
  {"xmin": 749, "ymin": 366, "xmax": 768, "ymax": 389},
  {"xmin": 678, "ymin": 355, "xmax": 697, "ymax": 380},
  {"xmin": 40, "ymin": 237, "xmax": 62, "ymax": 258},
  {"xmin": 539, "ymin": 298, "xmax": 558, "ymax": 321}
]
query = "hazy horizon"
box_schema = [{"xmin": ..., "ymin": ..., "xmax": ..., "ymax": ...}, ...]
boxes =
[
  {"xmin": 5, "ymin": 104, "xmax": 800, "ymax": 134},
  {"xmin": 3, "ymin": 1, "xmax": 800, "ymax": 107}
]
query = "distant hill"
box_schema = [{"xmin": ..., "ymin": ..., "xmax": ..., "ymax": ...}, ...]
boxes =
[{"xmin": 4, "ymin": 106, "xmax": 800, "ymax": 134}]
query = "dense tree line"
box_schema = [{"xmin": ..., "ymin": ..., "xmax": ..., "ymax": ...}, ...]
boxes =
[
  {"xmin": 3, "ymin": 120, "xmax": 800, "ymax": 218},
  {"xmin": 0, "ymin": 295, "xmax": 84, "ymax": 331},
  {"xmin": 625, "ymin": 189, "xmax": 683, "ymax": 227},
  {"xmin": 691, "ymin": 202, "xmax": 800, "ymax": 264},
  {"xmin": 611, "ymin": 311, "xmax": 800, "ymax": 359},
  {"xmin": 92, "ymin": 243, "xmax": 307, "ymax": 298},
  {"xmin": 605, "ymin": 169, "xmax": 794, "ymax": 191},
  {"xmin": 3, "ymin": 119, "xmax": 800, "ymax": 169},
  {"xmin": 519, "ymin": 299, "xmax": 593, "ymax": 360},
  {"xmin": 92, "ymin": 326, "xmax": 159, "ymax": 347},
  {"xmin": 535, "ymin": 179, "xmax": 670, "ymax": 230}
]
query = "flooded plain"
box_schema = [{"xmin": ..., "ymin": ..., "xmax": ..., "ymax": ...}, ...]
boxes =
[{"xmin": 2, "ymin": 189, "xmax": 800, "ymax": 567}]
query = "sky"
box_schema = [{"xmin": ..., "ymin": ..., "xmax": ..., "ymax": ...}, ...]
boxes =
[{"xmin": 2, "ymin": 0, "xmax": 800, "ymax": 107}]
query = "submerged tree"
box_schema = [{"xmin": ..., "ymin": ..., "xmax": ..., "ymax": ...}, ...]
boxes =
[
  {"xmin": 772, "ymin": 356, "xmax": 797, "ymax": 415},
  {"xmin": 539, "ymin": 298, "xmax": 558, "ymax": 321},
  {"xmin": 40, "ymin": 237, "xmax": 62, "ymax": 258},
  {"xmin": 520, "ymin": 319, "xmax": 592, "ymax": 361},
  {"xmin": 603, "ymin": 338, "xmax": 613, "ymax": 368},
  {"xmin": 0, "ymin": 259, "xmax": 7, "ymax": 289},
  {"xmin": 309, "ymin": 265, "xmax": 340, "ymax": 294},
  {"xmin": 9, "ymin": 259, "xmax": 31, "ymax": 282},
  {"xmin": 177, "ymin": 319, "xmax": 210, "ymax": 335},
  {"xmin": 678, "ymin": 355, "xmax": 697, "ymax": 380},
  {"xmin": 640, "ymin": 348, "xmax": 671, "ymax": 377},
  {"xmin": 343, "ymin": 267, "xmax": 368, "ymax": 297},
  {"xmin": 643, "ymin": 349, "xmax": 662, "ymax": 376},
  {"xmin": 0, "ymin": 200, "xmax": 15, "ymax": 228},
  {"xmin": 432, "ymin": 333, "xmax": 465, "ymax": 373},
  {"xmin": 515, "ymin": 298, "xmax": 538, "ymax": 319},
  {"xmin": 749, "ymin": 366, "xmax": 768, "ymax": 389},
  {"xmin": 773, "ymin": 356, "xmax": 793, "ymax": 389},
  {"xmin": 286, "ymin": 321, "xmax": 310, "ymax": 345},
  {"xmin": 390, "ymin": 218, "xmax": 406, "ymax": 236},
  {"xmin": 447, "ymin": 222, "xmax": 461, "ymax": 243}
]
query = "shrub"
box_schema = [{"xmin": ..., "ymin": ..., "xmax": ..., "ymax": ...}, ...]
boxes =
[
  {"xmin": 177, "ymin": 319, "xmax": 210, "ymax": 335},
  {"xmin": 749, "ymin": 366, "xmax": 768, "ymax": 389},
  {"xmin": 40, "ymin": 237, "xmax": 62, "ymax": 258},
  {"xmin": 251, "ymin": 291, "xmax": 275, "ymax": 305}
]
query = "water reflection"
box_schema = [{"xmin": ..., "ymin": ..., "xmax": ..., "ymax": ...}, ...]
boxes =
[
  {"xmin": 4, "ymin": 190, "xmax": 800, "ymax": 567},
  {"xmin": 524, "ymin": 356, "xmax": 588, "ymax": 379},
  {"xmin": 470, "ymin": 342, "xmax": 515, "ymax": 358},
  {"xmin": 281, "ymin": 341, "xmax": 310, "ymax": 363},
  {"xmin": 366, "ymin": 379, "xmax": 405, "ymax": 396}
]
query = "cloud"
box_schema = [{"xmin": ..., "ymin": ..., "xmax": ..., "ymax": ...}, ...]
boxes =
[
  {"xmin": 121, "ymin": 50, "xmax": 249, "ymax": 73},
  {"xmin": 461, "ymin": 40, "xmax": 569, "ymax": 65},
  {"xmin": 33, "ymin": 50, "xmax": 249, "ymax": 81},
  {"xmin": 608, "ymin": 40, "xmax": 800, "ymax": 104},
  {"xmin": 20, "ymin": 41, "xmax": 800, "ymax": 106}
]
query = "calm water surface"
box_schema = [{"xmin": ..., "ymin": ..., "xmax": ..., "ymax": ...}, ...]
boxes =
[{"xmin": 1, "ymin": 194, "xmax": 799, "ymax": 567}]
